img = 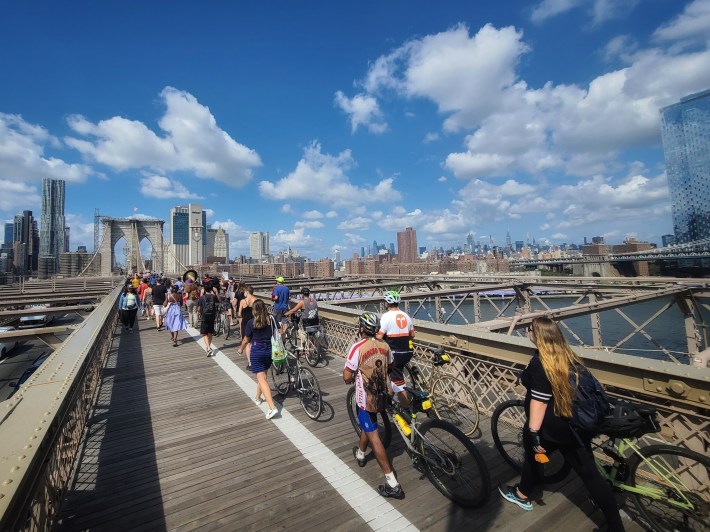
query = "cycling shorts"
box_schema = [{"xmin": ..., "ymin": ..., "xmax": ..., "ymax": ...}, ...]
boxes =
[
  {"xmin": 357, "ymin": 408, "xmax": 379, "ymax": 433},
  {"xmin": 389, "ymin": 351, "xmax": 413, "ymax": 393}
]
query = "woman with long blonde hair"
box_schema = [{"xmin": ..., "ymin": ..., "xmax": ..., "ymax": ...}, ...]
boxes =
[{"xmin": 499, "ymin": 317, "xmax": 624, "ymax": 531}]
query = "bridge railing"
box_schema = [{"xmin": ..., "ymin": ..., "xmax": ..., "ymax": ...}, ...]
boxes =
[
  {"xmin": 313, "ymin": 300, "xmax": 710, "ymax": 462},
  {"xmin": 0, "ymin": 286, "xmax": 121, "ymax": 531}
]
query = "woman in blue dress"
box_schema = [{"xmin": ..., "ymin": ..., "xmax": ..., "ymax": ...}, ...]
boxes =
[
  {"xmin": 238, "ymin": 299, "xmax": 280, "ymax": 419},
  {"xmin": 164, "ymin": 287, "xmax": 187, "ymax": 347}
]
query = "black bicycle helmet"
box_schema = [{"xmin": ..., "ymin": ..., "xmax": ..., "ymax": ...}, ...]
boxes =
[
  {"xmin": 358, "ymin": 312, "xmax": 380, "ymax": 337},
  {"xmin": 301, "ymin": 287, "xmax": 311, "ymax": 296}
]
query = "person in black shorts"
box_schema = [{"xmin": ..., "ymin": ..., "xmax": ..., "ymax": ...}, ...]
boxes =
[{"xmin": 197, "ymin": 280, "xmax": 220, "ymax": 356}]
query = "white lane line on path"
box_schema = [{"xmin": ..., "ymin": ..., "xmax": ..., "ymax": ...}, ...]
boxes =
[{"xmin": 187, "ymin": 328, "xmax": 418, "ymax": 532}]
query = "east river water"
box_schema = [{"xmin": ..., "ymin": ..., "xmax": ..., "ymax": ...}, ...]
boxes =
[{"xmin": 410, "ymin": 296, "xmax": 710, "ymax": 363}]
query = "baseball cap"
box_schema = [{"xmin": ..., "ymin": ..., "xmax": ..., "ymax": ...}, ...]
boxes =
[{"xmin": 276, "ymin": 276, "xmax": 285, "ymax": 282}]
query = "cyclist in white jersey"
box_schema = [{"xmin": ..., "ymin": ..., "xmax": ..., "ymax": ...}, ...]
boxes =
[{"xmin": 376, "ymin": 291, "xmax": 415, "ymax": 406}]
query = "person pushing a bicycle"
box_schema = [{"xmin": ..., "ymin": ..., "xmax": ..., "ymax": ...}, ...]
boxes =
[
  {"xmin": 376, "ymin": 291, "xmax": 415, "ymax": 407},
  {"xmin": 343, "ymin": 313, "xmax": 404, "ymax": 500}
]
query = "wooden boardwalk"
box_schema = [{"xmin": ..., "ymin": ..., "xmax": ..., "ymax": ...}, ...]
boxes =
[{"xmin": 56, "ymin": 316, "xmax": 642, "ymax": 531}]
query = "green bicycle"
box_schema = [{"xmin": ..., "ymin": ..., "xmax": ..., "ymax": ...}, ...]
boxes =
[{"xmin": 492, "ymin": 399, "xmax": 709, "ymax": 532}]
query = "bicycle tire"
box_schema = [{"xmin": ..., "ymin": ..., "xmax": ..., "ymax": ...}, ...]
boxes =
[
  {"xmin": 429, "ymin": 374, "xmax": 480, "ymax": 436},
  {"xmin": 223, "ymin": 315, "xmax": 231, "ymax": 339},
  {"xmin": 297, "ymin": 367, "xmax": 323, "ymax": 419},
  {"xmin": 270, "ymin": 356, "xmax": 292, "ymax": 396},
  {"xmin": 490, "ymin": 399, "xmax": 571, "ymax": 484},
  {"xmin": 345, "ymin": 385, "xmax": 392, "ymax": 449},
  {"xmin": 627, "ymin": 444, "xmax": 710, "ymax": 532},
  {"xmin": 417, "ymin": 418, "xmax": 491, "ymax": 508},
  {"xmin": 304, "ymin": 334, "xmax": 321, "ymax": 367}
]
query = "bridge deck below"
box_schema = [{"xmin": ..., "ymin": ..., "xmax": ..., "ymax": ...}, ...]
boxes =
[{"xmin": 56, "ymin": 317, "xmax": 641, "ymax": 531}]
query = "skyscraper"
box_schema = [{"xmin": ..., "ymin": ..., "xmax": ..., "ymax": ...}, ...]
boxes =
[
  {"xmin": 4, "ymin": 223, "xmax": 12, "ymax": 245},
  {"xmin": 396, "ymin": 226, "xmax": 418, "ymax": 263},
  {"xmin": 660, "ymin": 89, "xmax": 710, "ymax": 243},
  {"xmin": 169, "ymin": 204, "xmax": 206, "ymax": 271},
  {"xmin": 249, "ymin": 232, "xmax": 269, "ymax": 260},
  {"xmin": 13, "ymin": 211, "xmax": 38, "ymax": 274},
  {"xmin": 206, "ymin": 227, "xmax": 229, "ymax": 262},
  {"xmin": 39, "ymin": 177, "xmax": 66, "ymax": 273}
]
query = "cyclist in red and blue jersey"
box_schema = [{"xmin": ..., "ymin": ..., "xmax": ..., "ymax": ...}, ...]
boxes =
[{"xmin": 343, "ymin": 313, "xmax": 404, "ymax": 500}]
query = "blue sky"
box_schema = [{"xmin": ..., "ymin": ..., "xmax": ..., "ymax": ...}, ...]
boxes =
[{"xmin": 1, "ymin": 0, "xmax": 710, "ymax": 260}]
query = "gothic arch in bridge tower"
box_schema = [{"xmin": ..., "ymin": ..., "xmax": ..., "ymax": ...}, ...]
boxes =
[{"xmin": 100, "ymin": 217, "xmax": 165, "ymax": 275}]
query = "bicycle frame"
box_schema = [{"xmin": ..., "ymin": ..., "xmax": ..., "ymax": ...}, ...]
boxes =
[
  {"xmin": 595, "ymin": 438, "xmax": 697, "ymax": 511},
  {"xmin": 389, "ymin": 402, "xmax": 457, "ymax": 474}
]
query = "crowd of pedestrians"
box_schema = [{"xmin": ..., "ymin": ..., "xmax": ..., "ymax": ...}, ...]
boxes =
[{"xmin": 116, "ymin": 273, "xmax": 626, "ymax": 529}]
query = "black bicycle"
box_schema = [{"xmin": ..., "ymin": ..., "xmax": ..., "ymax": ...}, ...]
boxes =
[
  {"xmin": 346, "ymin": 385, "xmax": 491, "ymax": 508},
  {"xmin": 270, "ymin": 350, "xmax": 323, "ymax": 419}
]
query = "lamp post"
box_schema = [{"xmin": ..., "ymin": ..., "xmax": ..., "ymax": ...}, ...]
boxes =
[
  {"xmin": 192, "ymin": 227, "xmax": 202, "ymax": 269},
  {"xmin": 122, "ymin": 243, "xmax": 129, "ymax": 275}
]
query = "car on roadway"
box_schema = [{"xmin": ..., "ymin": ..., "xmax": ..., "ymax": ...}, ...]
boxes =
[
  {"xmin": 18, "ymin": 305, "xmax": 55, "ymax": 329},
  {"xmin": 8, "ymin": 352, "xmax": 51, "ymax": 396},
  {"xmin": 0, "ymin": 325, "xmax": 19, "ymax": 358}
]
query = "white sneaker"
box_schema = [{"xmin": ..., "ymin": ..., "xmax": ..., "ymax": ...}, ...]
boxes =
[
  {"xmin": 254, "ymin": 397, "xmax": 263, "ymax": 406},
  {"xmin": 266, "ymin": 406, "xmax": 279, "ymax": 419}
]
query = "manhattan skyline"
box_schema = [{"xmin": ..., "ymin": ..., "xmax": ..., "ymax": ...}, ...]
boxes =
[{"xmin": 1, "ymin": 1, "xmax": 710, "ymax": 259}]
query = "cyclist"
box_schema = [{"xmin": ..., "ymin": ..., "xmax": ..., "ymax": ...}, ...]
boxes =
[
  {"xmin": 498, "ymin": 317, "xmax": 624, "ymax": 531},
  {"xmin": 343, "ymin": 313, "xmax": 404, "ymax": 500},
  {"xmin": 376, "ymin": 291, "xmax": 415, "ymax": 407},
  {"xmin": 271, "ymin": 276, "xmax": 290, "ymax": 331},
  {"xmin": 284, "ymin": 287, "xmax": 319, "ymax": 327}
]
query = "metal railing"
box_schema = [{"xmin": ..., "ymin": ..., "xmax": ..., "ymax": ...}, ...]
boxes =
[{"xmin": 0, "ymin": 286, "xmax": 120, "ymax": 531}]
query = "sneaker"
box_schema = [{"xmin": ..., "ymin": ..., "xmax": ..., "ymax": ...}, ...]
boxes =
[
  {"xmin": 266, "ymin": 407, "xmax": 279, "ymax": 419},
  {"xmin": 498, "ymin": 484, "xmax": 533, "ymax": 511},
  {"xmin": 377, "ymin": 484, "xmax": 404, "ymax": 500},
  {"xmin": 206, "ymin": 347, "xmax": 213, "ymax": 357},
  {"xmin": 246, "ymin": 364, "xmax": 251, "ymax": 370},
  {"xmin": 254, "ymin": 397, "xmax": 263, "ymax": 406},
  {"xmin": 352, "ymin": 447, "xmax": 366, "ymax": 468}
]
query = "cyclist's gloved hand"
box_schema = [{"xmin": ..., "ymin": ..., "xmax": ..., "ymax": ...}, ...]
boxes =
[{"xmin": 528, "ymin": 428, "xmax": 546, "ymax": 454}]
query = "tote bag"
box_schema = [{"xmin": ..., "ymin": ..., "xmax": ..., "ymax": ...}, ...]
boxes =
[{"xmin": 271, "ymin": 316, "xmax": 287, "ymax": 363}]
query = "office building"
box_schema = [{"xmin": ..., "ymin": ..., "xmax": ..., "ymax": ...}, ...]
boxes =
[
  {"xmin": 4, "ymin": 223, "xmax": 12, "ymax": 245},
  {"xmin": 661, "ymin": 234, "xmax": 676, "ymax": 247},
  {"xmin": 13, "ymin": 210, "xmax": 39, "ymax": 274},
  {"xmin": 396, "ymin": 226, "xmax": 418, "ymax": 263},
  {"xmin": 661, "ymin": 89, "xmax": 710, "ymax": 243},
  {"xmin": 206, "ymin": 227, "xmax": 229, "ymax": 263},
  {"xmin": 169, "ymin": 204, "xmax": 206, "ymax": 271},
  {"xmin": 39, "ymin": 177, "xmax": 67, "ymax": 274},
  {"xmin": 249, "ymin": 232, "xmax": 269, "ymax": 261}
]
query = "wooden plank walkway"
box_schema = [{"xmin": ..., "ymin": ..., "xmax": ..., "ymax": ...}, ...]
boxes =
[{"xmin": 56, "ymin": 315, "xmax": 643, "ymax": 531}]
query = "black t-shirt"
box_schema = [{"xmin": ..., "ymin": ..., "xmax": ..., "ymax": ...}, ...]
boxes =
[
  {"xmin": 520, "ymin": 351, "xmax": 574, "ymax": 445},
  {"xmin": 151, "ymin": 284, "xmax": 167, "ymax": 305}
]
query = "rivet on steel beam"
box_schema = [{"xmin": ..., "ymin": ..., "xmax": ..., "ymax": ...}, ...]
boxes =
[
  {"xmin": 648, "ymin": 379, "xmax": 654, "ymax": 384},
  {"xmin": 3, "ymin": 480, "xmax": 13, "ymax": 486},
  {"xmin": 17, "ymin": 455, "xmax": 26, "ymax": 460},
  {"xmin": 699, "ymin": 396, "xmax": 707, "ymax": 403},
  {"xmin": 10, "ymin": 467, "xmax": 19, "ymax": 473}
]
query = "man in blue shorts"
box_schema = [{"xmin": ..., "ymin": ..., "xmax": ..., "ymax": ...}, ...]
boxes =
[{"xmin": 343, "ymin": 313, "xmax": 404, "ymax": 499}]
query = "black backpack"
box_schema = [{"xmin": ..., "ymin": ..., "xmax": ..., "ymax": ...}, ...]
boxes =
[
  {"xmin": 569, "ymin": 365, "xmax": 611, "ymax": 434},
  {"xmin": 202, "ymin": 294, "xmax": 216, "ymax": 316}
]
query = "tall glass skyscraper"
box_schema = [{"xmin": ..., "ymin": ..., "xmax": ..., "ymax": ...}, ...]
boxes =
[
  {"xmin": 660, "ymin": 89, "xmax": 710, "ymax": 244},
  {"xmin": 249, "ymin": 231, "xmax": 269, "ymax": 260},
  {"xmin": 39, "ymin": 177, "xmax": 67, "ymax": 272}
]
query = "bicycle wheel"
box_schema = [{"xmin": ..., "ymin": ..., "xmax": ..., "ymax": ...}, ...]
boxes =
[
  {"xmin": 270, "ymin": 355, "xmax": 292, "ymax": 396},
  {"xmin": 223, "ymin": 315, "xmax": 231, "ymax": 339},
  {"xmin": 628, "ymin": 444, "xmax": 710, "ymax": 532},
  {"xmin": 490, "ymin": 399, "xmax": 571, "ymax": 484},
  {"xmin": 297, "ymin": 367, "xmax": 322, "ymax": 419},
  {"xmin": 429, "ymin": 374, "xmax": 480, "ymax": 436},
  {"xmin": 304, "ymin": 334, "xmax": 321, "ymax": 367},
  {"xmin": 346, "ymin": 386, "xmax": 392, "ymax": 449},
  {"xmin": 417, "ymin": 418, "xmax": 491, "ymax": 508}
]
